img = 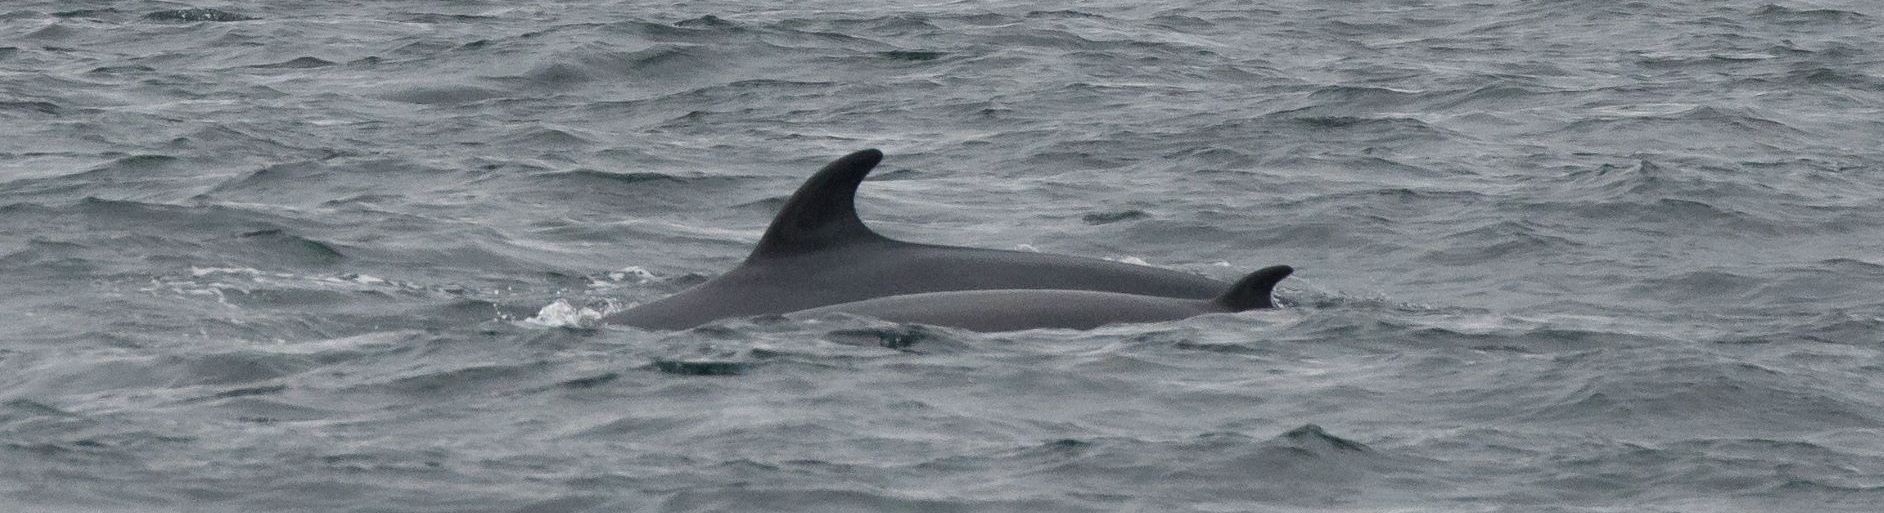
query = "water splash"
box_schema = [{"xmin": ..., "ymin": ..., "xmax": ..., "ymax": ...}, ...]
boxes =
[{"xmin": 524, "ymin": 298, "xmax": 615, "ymax": 329}]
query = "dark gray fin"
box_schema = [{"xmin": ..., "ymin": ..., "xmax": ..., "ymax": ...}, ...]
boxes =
[
  {"xmin": 750, "ymin": 149, "xmax": 891, "ymax": 258},
  {"xmin": 1214, "ymin": 265, "xmax": 1293, "ymax": 311}
]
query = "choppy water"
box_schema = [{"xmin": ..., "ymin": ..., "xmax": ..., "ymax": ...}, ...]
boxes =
[{"xmin": 4, "ymin": 0, "xmax": 1884, "ymax": 511}]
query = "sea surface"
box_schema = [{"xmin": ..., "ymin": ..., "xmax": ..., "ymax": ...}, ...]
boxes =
[{"xmin": 4, "ymin": 0, "xmax": 1883, "ymax": 511}]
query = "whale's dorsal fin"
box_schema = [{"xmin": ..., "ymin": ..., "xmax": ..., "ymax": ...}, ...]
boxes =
[
  {"xmin": 750, "ymin": 149, "xmax": 892, "ymax": 258},
  {"xmin": 1214, "ymin": 265, "xmax": 1293, "ymax": 311}
]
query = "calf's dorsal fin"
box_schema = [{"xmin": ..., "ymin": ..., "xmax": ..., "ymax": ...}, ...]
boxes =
[{"xmin": 1214, "ymin": 265, "xmax": 1294, "ymax": 311}]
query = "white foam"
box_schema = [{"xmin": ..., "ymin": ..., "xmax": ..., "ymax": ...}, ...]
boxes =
[
  {"xmin": 524, "ymin": 298, "xmax": 611, "ymax": 329},
  {"xmin": 1108, "ymin": 255, "xmax": 1151, "ymax": 266},
  {"xmin": 607, "ymin": 266, "xmax": 656, "ymax": 283}
]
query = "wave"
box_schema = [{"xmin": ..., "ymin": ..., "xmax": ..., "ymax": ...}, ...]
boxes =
[
  {"xmin": 985, "ymin": 426, "xmax": 1431, "ymax": 507},
  {"xmin": 1420, "ymin": 220, "xmax": 1582, "ymax": 265},
  {"xmin": 0, "ymin": 154, "xmax": 217, "ymax": 202},
  {"xmin": 378, "ymin": 84, "xmax": 507, "ymax": 105},
  {"xmin": 1556, "ymin": 105, "xmax": 1814, "ymax": 151},
  {"xmin": 142, "ymin": 8, "xmax": 254, "ymax": 23},
  {"xmin": 243, "ymin": 56, "xmax": 335, "ymax": 69},
  {"xmin": 197, "ymin": 158, "xmax": 477, "ymax": 208},
  {"xmin": 505, "ymin": 43, "xmax": 733, "ymax": 90},
  {"xmin": 1519, "ymin": 361, "xmax": 1880, "ymax": 434},
  {"xmin": 1749, "ymin": 5, "xmax": 1870, "ymax": 25}
]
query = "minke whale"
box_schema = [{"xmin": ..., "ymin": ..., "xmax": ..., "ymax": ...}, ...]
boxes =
[
  {"xmin": 789, "ymin": 265, "xmax": 1294, "ymax": 332},
  {"xmin": 605, "ymin": 149, "xmax": 1230, "ymax": 330}
]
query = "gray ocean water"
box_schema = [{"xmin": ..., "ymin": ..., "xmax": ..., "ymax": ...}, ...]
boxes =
[{"xmin": 4, "ymin": 0, "xmax": 1884, "ymax": 511}]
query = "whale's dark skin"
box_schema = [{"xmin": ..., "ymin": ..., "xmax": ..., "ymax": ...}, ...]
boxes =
[
  {"xmin": 789, "ymin": 265, "xmax": 1293, "ymax": 332},
  {"xmin": 605, "ymin": 149, "xmax": 1229, "ymax": 330}
]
